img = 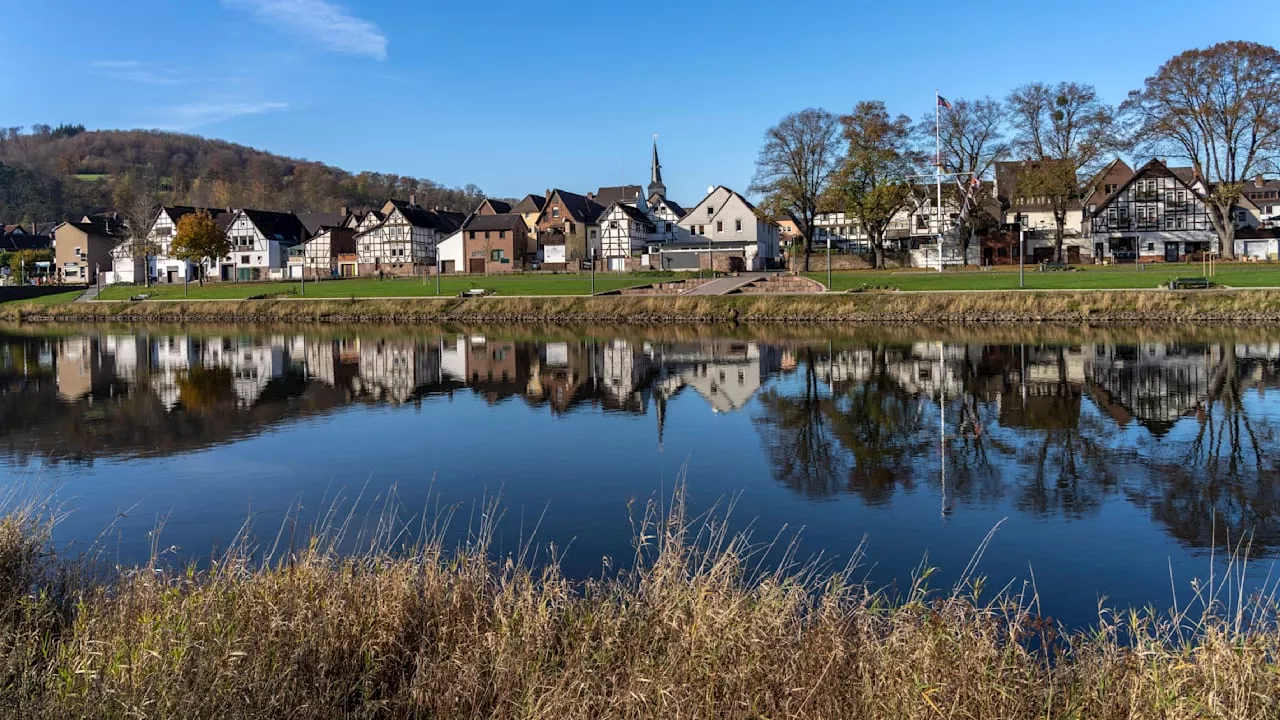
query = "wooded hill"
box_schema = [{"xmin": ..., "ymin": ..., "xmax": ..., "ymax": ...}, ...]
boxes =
[{"xmin": 0, "ymin": 125, "xmax": 487, "ymax": 224}]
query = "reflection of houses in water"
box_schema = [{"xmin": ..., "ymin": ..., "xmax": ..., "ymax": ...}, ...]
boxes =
[
  {"xmin": 651, "ymin": 341, "xmax": 780, "ymax": 413},
  {"xmin": 201, "ymin": 337, "xmax": 286, "ymax": 408},
  {"xmin": 601, "ymin": 339, "xmax": 651, "ymax": 411},
  {"xmin": 304, "ymin": 337, "xmax": 360, "ymax": 392},
  {"xmin": 1084, "ymin": 344, "xmax": 1212, "ymax": 435},
  {"xmin": 816, "ymin": 344, "xmax": 968, "ymax": 398},
  {"xmin": 464, "ymin": 337, "xmax": 532, "ymax": 404},
  {"xmin": 56, "ymin": 336, "xmax": 113, "ymax": 401},
  {"xmin": 150, "ymin": 335, "xmax": 196, "ymax": 410},
  {"xmin": 352, "ymin": 338, "xmax": 442, "ymax": 405}
]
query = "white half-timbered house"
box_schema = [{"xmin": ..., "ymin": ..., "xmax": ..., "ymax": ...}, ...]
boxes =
[
  {"xmin": 599, "ymin": 201, "xmax": 655, "ymax": 270},
  {"xmin": 207, "ymin": 209, "xmax": 305, "ymax": 282},
  {"xmin": 1087, "ymin": 159, "xmax": 1217, "ymax": 263},
  {"xmin": 354, "ymin": 200, "xmax": 465, "ymax": 277}
]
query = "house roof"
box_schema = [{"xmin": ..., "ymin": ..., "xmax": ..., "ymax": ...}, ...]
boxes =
[
  {"xmin": 61, "ymin": 216, "xmax": 127, "ymax": 238},
  {"xmin": 2, "ymin": 224, "xmax": 24, "ymax": 235},
  {"xmin": 1081, "ymin": 158, "xmax": 1133, "ymax": 207},
  {"xmin": 0, "ymin": 234, "xmax": 52, "ymax": 251},
  {"xmin": 593, "ymin": 185, "xmax": 643, "ymax": 207},
  {"xmin": 296, "ymin": 211, "xmax": 348, "ymax": 237},
  {"xmin": 463, "ymin": 213, "xmax": 527, "ymax": 232},
  {"xmin": 476, "ymin": 199, "xmax": 513, "ymax": 214},
  {"xmin": 513, "ymin": 194, "xmax": 546, "ymax": 214},
  {"xmin": 657, "ymin": 197, "xmax": 686, "ymax": 217},
  {"xmin": 242, "ymin": 209, "xmax": 306, "ymax": 244},
  {"xmin": 384, "ymin": 203, "xmax": 466, "ymax": 234},
  {"xmin": 602, "ymin": 202, "xmax": 656, "ymax": 231},
  {"xmin": 1088, "ymin": 158, "xmax": 1204, "ymax": 218},
  {"xmin": 546, "ymin": 189, "xmax": 605, "ymax": 224},
  {"xmin": 994, "ymin": 160, "xmax": 1084, "ymax": 212}
]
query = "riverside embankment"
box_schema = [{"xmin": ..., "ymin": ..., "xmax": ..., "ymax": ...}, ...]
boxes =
[{"xmin": 7, "ymin": 289, "xmax": 1280, "ymax": 325}]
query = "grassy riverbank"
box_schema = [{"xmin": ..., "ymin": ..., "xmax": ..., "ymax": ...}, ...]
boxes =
[
  {"xmin": 806, "ymin": 263, "xmax": 1280, "ymax": 291},
  {"xmin": 7, "ymin": 288, "xmax": 1280, "ymax": 325},
  {"xmin": 2, "ymin": 500, "xmax": 1277, "ymax": 719}
]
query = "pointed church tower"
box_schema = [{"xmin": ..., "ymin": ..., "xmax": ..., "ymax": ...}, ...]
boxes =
[{"xmin": 647, "ymin": 137, "xmax": 666, "ymax": 200}]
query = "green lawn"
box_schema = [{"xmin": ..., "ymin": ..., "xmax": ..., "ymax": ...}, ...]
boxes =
[
  {"xmin": 0, "ymin": 289, "xmax": 84, "ymax": 307},
  {"xmin": 96, "ymin": 273, "xmax": 659, "ymax": 301},
  {"xmin": 807, "ymin": 264, "xmax": 1280, "ymax": 292}
]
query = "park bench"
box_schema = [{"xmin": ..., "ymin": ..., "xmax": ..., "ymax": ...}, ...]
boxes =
[
  {"xmin": 1037, "ymin": 261, "xmax": 1070, "ymax": 272},
  {"xmin": 1169, "ymin": 277, "xmax": 1210, "ymax": 290},
  {"xmin": 129, "ymin": 293, "xmax": 152, "ymax": 301},
  {"xmin": 458, "ymin": 288, "xmax": 490, "ymax": 298}
]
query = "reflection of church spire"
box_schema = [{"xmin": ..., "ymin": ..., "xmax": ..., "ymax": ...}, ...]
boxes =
[
  {"xmin": 648, "ymin": 136, "xmax": 666, "ymax": 199},
  {"xmin": 656, "ymin": 389, "xmax": 667, "ymax": 450}
]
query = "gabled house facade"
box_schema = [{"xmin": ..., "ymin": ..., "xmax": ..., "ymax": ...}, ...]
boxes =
[
  {"xmin": 301, "ymin": 226, "xmax": 358, "ymax": 278},
  {"xmin": 54, "ymin": 216, "xmax": 126, "ymax": 284},
  {"xmin": 671, "ymin": 186, "xmax": 779, "ymax": 271},
  {"xmin": 208, "ymin": 209, "xmax": 305, "ymax": 281},
  {"xmin": 534, "ymin": 189, "xmax": 604, "ymax": 269},
  {"xmin": 512, "ymin": 194, "xmax": 546, "ymax": 236},
  {"xmin": 462, "ymin": 213, "xmax": 529, "ymax": 273},
  {"xmin": 354, "ymin": 200, "xmax": 465, "ymax": 277},
  {"xmin": 599, "ymin": 201, "xmax": 656, "ymax": 269},
  {"xmin": 1087, "ymin": 159, "xmax": 1216, "ymax": 263},
  {"xmin": 111, "ymin": 206, "xmax": 230, "ymax": 284}
]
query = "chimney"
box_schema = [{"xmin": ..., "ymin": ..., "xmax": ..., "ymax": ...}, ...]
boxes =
[
  {"xmin": 586, "ymin": 192, "xmax": 594, "ymax": 202},
  {"xmin": 1256, "ymin": 175, "xmax": 1266, "ymax": 188},
  {"xmin": 409, "ymin": 194, "xmax": 416, "ymax": 206},
  {"xmin": 340, "ymin": 205, "xmax": 349, "ymax": 217}
]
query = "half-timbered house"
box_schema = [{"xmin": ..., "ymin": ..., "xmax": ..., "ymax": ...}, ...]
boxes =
[
  {"xmin": 1087, "ymin": 159, "xmax": 1216, "ymax": 263},
  {"xmin": 302, "ymin": 226, "xmax": 358, "ymax": 278},
  {"xmin": 598, "ymin": 201, "xmax": 655, "ymax": 270},
  {"xmin": 208, "ymin": 209, "xmax": 305, "ymax": 281},
  {"xmin": 354, "ymin": 200, "xmax": 465, "ymax": 277}
]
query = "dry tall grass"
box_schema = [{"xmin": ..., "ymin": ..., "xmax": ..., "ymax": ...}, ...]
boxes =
[
  {"xmin": 1, "ymin": 493, "xmax": 1279, "ymax": 719},
  {"xmin": 7, "ymin": 289, "xmax": 1280, "ymax": 326}
]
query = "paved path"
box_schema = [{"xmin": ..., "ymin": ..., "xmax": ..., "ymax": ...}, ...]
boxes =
[
  {"xmin": 75, "ymin": 284, "xmax": 102, "ymax": 302},
  {"xmin": 681, "ymin": 272, "xmax": 768, "ymax": 296}
]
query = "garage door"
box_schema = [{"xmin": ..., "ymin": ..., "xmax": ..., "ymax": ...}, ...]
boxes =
[
  {"xmin": 468, "ymin": 258, "xmax": 485, "ymax": 273},
  {"xmin": 1244, "ymin": 241, "xmax": 1269, "ymax": 259}
]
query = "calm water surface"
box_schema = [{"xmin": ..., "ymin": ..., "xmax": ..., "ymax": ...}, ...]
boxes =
[{"xmin": 3, "ymin": 324, "xmax": 1279, "ymax": 628}]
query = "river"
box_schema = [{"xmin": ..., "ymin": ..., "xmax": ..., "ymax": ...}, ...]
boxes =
[{"xmin": 2, "ymin": 324, "xmax": 1278, "ymax": 628}]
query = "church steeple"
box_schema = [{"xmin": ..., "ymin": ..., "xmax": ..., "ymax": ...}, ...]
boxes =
[{"xmin": 647, "ymin": 136, "xmax": 666, "ymax": 199}]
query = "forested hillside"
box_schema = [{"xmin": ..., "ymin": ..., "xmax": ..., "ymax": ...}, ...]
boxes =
[{"xmin": 0, "ymin": 125, "xmax": 487, "ymax": 224}]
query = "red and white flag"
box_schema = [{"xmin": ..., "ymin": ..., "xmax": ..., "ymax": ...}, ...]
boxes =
[{"xmin": 937, "ymin": 95, "xmax": 952, "ymax": 110}]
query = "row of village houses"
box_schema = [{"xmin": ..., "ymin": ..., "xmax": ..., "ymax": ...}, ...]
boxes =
[{"xmin": 4, "ymin": 148, "xmax": 1280, "ymax": 284}]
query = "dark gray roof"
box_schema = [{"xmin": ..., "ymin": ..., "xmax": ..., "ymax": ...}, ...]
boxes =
[
  {"xmin": 594, "ymin": 185, "xmax": 643, "ymax": 207},
  {"xmin": 296, "ymin": 211, "xmax": 347, "ymax": 237},
  {"xmin": 242, "ymin": 209, "xmax": 306, "ymax": 244},
  {"xmin": 388, "ymin": 202, "xmax": 465, "ymax": 233},
  {"xmin": 549, "ymin": 189, "xmax": 605, "ymax": 223},
  {"xmin": 64, "ymin": 217, "xmax": 127, "ymax": 238},
  {"xmin": 994, "ymin": 160, "xmax": 1083, "ymax": 212},
  {"xmin": 603, "ymin": 202, "xmax": 656, "ymax": 231},
  {"xmin": 513, "ymin": 194, "xmax": 546, "ymax": 213},
  {"xmin": 477, "ymin": 199, "xmax": 513, "ymax": 214},
  {"xmin": 463, "ymin": 213, "xmax": 527, "ymax": 232},
  {"xmin": 0, "ymin": 234, "xmax": 52, "ymax": 251}
]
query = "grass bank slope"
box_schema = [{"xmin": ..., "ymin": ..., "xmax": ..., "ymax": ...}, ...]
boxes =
[
  {"xmin": 6, "ymin": 289, "xmax": 1280, "ymax": 325},
  {"xmin": 1, "ymin": 500, "xmax": 1278, "ymax": 719}
]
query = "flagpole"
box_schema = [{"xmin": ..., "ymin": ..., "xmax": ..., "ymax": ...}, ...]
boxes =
[{"xmin": 935, "ymin": 90, "xmax": 944, "ymax": 273}]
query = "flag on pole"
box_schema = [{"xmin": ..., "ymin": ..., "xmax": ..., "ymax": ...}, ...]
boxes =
[{"xmin": 937, "ymin": 95, "xmax": 952, "ymax": 109}]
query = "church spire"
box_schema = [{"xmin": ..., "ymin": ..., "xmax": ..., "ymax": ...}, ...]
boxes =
[{"xmin": 647, "ymin": 135, "xmax": 666, "ymax": 199}]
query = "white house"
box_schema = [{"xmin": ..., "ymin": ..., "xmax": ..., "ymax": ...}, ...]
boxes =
[
  {"xmin": 354, "ymin": 200, "xmax": 465, "ymax": 277},
  {"xmin": 598, "ymin": 200, "xmax": 655, "ymax": 270},
  {"xmin": 109, "ymin": 206, "xmax": 228, "ymax": 284},
  {"xmin": 669, "ymin": 186, "xmax": 779, "ymax": 271},
  {"xmin": 203, "ymin": 209, "xmax": 305, "ymax": 282},
  {"xmin": 436, "ymin": 228, "xmax": 465, "ymax": 274}
]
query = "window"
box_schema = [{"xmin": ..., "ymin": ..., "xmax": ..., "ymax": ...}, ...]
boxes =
[
  {"xmin": 1177, "ymin": 191, "xmax": 1186, "ymax": 203},
  {"xmin": 484, "ymin": 231, "xmax": 490, "ymax": 240},
  {"xmin": 716, "ymin": 221, "xmax": 723, "ymax": 233},
  {"xmin": 707, "ymin": 206, "xmax": 715, "ymax": 217},
  {"xmin": 1237, "ymin": 210, "xmax": 1247, "ymax": 222},
  {"xmin": 665, "ymin": 222, "xmax": 672, "ymax": 232},
  {"xmin": 1176, "ymin": 217, "xmax": 1186, "ymax": 229},
  {"xmin": 568, "ymin": 223, "xmax": 575, "ymax": 234},
  {"xmin": 551, "ymin": 206, "xmax": 560, "ymax": 218},
  {"xmin": 469, "ymin": 231, "xmax": 476, "ymax": 239},
  {"xmin": 735, "ymin": 218, "xmax": 742, "ymax": 232},
  {"xmin": 1147, "ymin": 242, "xmax": 1155, "ymax": 251},
  {"xmin": 1104, "ymin": 183, "xmax": 1117, "ymax": 195},
  {"xmin": 240, "ymin": 255, "xmax": 250, "ymax": 264},
  {"xmin": 609, "ymin": 221, "xmax": 618, "ymax": 229},
  {"xmin": 490, "ymin": 249, "xmax": 505, "ymax": 261},
  {"xmin": 1166, "ymin": 218, "xmax": 1175, "ymax": 229},
  {"xmin": 74, "ymin": 246, "xmax": 82, "ymax": 257},
  {"xmin": 498, "ymin": 230, "xmax": 506, "ymax": 239}
]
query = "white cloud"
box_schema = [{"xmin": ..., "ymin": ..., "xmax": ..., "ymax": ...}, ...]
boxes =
[
  {"xmin": 91, "ymin": 60, "xmax": 184, "ymax": 85},
  {"xmin": 222, "ymin": 0, "xmax": 388, "ymax": 60},
  {"xmin": 161, "ymin": 101, "xmax": 290, "ymax": 129}
]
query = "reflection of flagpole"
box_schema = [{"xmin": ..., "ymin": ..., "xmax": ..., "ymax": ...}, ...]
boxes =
[{"xmin": 939, "ymin": 341, "xmax": 948, "ymax": 519}]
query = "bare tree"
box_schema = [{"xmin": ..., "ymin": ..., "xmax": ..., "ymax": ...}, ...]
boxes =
[
  {"xmin": 749, "ymin": 109, "xmax": 842, "ymax": 272},
  {"xmin": 916, "ymin": 97, "xmax": 1009, "ymax": 265},
  {"xmin": 112, "ymin": 171, "xmax": 164, "ymax": 287},
  {"xmin": 1123, "ymin": 41, "xmax": 1280, "ymax": 261},
  {"xmin": 1007, "ymin": 82, "xmax": 1116, "ymax": 262},
  {"xmin": 827, "ymin": 102, "xmax": 918, "ymax": 270}
]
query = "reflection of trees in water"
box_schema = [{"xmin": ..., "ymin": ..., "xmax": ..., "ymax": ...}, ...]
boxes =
[
  {"xmin": 754, "ymin": 350, "xmax": 846, "ymax": 497},
  {"xmin": 1139, "ymin": 345, "xmax": 1280, "ymax": 550}
]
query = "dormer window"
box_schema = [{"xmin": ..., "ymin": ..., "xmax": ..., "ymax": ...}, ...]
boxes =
[{"xmin": 707, "ymin": 206, "xmax": 714, "ymax": 217}]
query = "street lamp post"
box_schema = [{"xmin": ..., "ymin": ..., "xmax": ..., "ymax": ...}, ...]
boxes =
[
  {"xmin": 826, "ymin": 232, "xmax": 832, "ymax": 290},
  {"xmin": 1018, "ymin": 223, "xmax": 1025, "ymax": 289}
]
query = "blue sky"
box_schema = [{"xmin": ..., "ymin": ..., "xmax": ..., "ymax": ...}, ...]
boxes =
[{"xmin": 1, "ymin": 0, "xmax": 1272, "ymax": 203}]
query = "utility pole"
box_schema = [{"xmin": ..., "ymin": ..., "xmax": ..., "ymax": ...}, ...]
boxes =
[
  {"xmin": 826, "ymin": 231, "xmax": 832, "ymax": 290},
  {"xmin": 1019, "ymin": 224, "xmax": 1025, "ymax": 289}
]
